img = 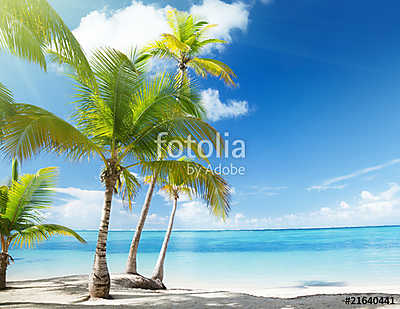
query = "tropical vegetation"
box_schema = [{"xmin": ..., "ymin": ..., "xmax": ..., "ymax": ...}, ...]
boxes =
[
  {"xmin": 126, "ymin": 8, "xmax": 236, "ymax": 277},
  {"xmin": 144, "ymin": 9, "xmax": 236, "ymax": 86},
  {"xmin": 0, "ymin": 159, "xmax": 85, "ymax": 289},
  {"xmin": 0, "ymin": 0, "xmax": 235, "ymax": 299},
  {"xmin": 148, "ymin": 159, "xmax": 230, "ymax": 283}
]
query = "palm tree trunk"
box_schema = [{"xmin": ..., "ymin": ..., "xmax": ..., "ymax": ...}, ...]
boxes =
[
  {"xmin": 88, "ymin": 177, "xmax": 115, "ymax": 298},
  {"xmin": 0, "ymin": 252, "xmax": 7, "ymax": 290},
  {"xmin": 151, "ymin": 197, "xmax": 178, "ymax": 282},
  {"xmin": 126, "ymin": 176, "xmax": 157, "ymax": 274},
  {"xmin": 178, "ymin": 63, "xmax": 187, "ymax": 89}
]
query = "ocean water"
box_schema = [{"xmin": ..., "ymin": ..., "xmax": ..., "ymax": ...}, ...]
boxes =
[{"xmin": 7, "ymin": 226, "xmax": 400, "ymax": 289}]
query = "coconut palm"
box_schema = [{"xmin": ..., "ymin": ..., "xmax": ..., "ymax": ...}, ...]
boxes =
[
  {"xmin": 126, "ymin": 9, "xmax": 236, "ymax": 276},
  {"xmin": 0, "ymin": 47, "xmax": 223, "ymax": 298},
  {"xmin": 146, "ymin": 159, "xmax": 230, "ymax": 282},
  {"xmin": 0, "ymin": 159, "xmax": 86, "ymax": 290},
  {"xmin": 126, "ymin": 158, "xmax": 230, "ymax": 277},
  {"xmin": 143, "ymin": 9, "xmax": 236, "ymax": 86}
]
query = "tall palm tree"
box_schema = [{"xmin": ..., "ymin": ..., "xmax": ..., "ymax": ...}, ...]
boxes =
[
  {"xmin": 125, "ymin": 9, "xmax": 236, "ymax": 276},
  {"xmin": 148, "ymin": 160, "xmax": 230, "ymax": 282},
  {"xmin": 0, "ymin": 48, "xmax": 223, "ymax": 298},
  {"xmin": 143, "ymin": 9, "xmax": 236, "ymax": 87},
  {"xmin": 0, "ymin": 159, "xmax": 86, "ymax": 290}
]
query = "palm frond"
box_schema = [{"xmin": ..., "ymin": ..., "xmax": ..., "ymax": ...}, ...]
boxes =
[
  {"xmin": 116, "ymin": 167, "xmax": 141, "ymax": 210},
  {"xmin": 73, "ymin": 48, "xmax": 144, "ymax": 149},
  {"xmin": 0, "ymin": 0, "xmax": 93, "ymax": 84},
  {"xmin": 161, "ymin": 33, "xmax": 191, "ymax": 54},
  {"xmin": 3, "ymin": 167, "xmax": 57, "ymax": 230},
  {"xmin": 140, "ymin": 160, "xmax": 230, "ymax": 219},
  {"xmin": 142, "ymin": 40, "xmax": 179, "ymax": 61},
  {"xmin": 0, "ymin": 83, "xmax": 17, "ymax": 123},
  {"xmin": 11, "ymin": 224, "xmax": 86, "ymax": 248},
  {"xmin": 0, "ymin": 103, "xmax": 102, "ymax": 162},
  {"xmin": 189, "ymin": 57, "xmax": 236, "ymax": 86}
]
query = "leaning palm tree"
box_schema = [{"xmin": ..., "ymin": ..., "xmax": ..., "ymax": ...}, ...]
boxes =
[
  {"xmin": 0, "ymin": 159, "xmax": 85, "ymax": 290},
  {"xmin": 126, "ymin": 9, "xmax": 236, "ymax": 276},
  {"xmin": 148, "ymin": 160, "xmax": 230, "ymax": 283},
  {"xmin": 126, "ymin": 158, "xmax": 230, "ymax": 278},
  {"xmin": 143, "ymin": 9, "xmax": 236, "ymax": 86},
  {"xmin": 0, "ymin": 48, "xmax": 223, "ymax": 298}
]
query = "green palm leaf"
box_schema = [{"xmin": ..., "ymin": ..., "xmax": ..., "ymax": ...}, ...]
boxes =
[
  {"xmin": 140, "ymin": 159, "xmax": 230, "ymax": 219},
  {"xmin": 0, "ymin": 0, "xmax": 93, "ymax": 84},
  {"xmin": 144, "ymin": 9, "xmax": 236, "ymax": 86},
  {"xmin": 3, "ymin": 167, "xmax": 57, "ymax": 229},
  {"xmin": 0, "ymin": 103, "xmax": 102, "ymax": 161},
  {"xmin": 10, "ymin": 224, "xmax": 86, "ymax": 248}
]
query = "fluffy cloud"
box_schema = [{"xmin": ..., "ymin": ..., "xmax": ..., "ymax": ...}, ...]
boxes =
[
  {"xmin": 174, "ymin": 183, "xmax": 400, "ymax": 229},
  {"xmin": 73, "ymin": 0, "xmax": 249, "ymax": 54},
  {"xmin": 43, "ymin": 183, "xmax": 400, "ymax": 230},
  {"xmin": 201, "ymin": 88, "xmax": 248, "ymax": 121},
  {"xmin": 190, "ymin": 0, "xmax": 249, "ymax": 42},
  {"xmin": 73, "ymin": 2, "xmax": 169, "ymax": 53},
  {"xmin": 45, "ymin": 187, "xmax": 166, "ymax": 230}
]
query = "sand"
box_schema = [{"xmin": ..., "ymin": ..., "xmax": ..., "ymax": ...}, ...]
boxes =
[{"xmin": 1, "ymin": 274, "xmax": 399, "ymax": 308}]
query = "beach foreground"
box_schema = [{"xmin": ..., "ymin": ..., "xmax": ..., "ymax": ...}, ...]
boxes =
[{"xmin": 1, "ymin": 275, "xmax": 399, "ymax": 308}]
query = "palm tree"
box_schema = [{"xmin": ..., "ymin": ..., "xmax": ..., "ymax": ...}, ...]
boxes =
[
  {"xmin": 125, "ymin": 9, "xmax": 236, "ymax": 276},
  {"xmin": 149, "ymin": 160, "xmax": 230, "ymax": 282},
  {"xmin": 0, "ymin": 48, "xmax": 223, "ymax": 298},
  {"xmin": 143, "ymin": 9, "xmax": 236, "ymax": 87},
  {"xmin": 0, "ymin": 159, "xmax": 86, "ymax": 290},
  {"xmin": 125, "ymin": 158, "xmax": 230, "ymax": 277}
]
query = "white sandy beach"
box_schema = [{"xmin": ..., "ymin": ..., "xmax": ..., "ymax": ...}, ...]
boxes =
[{"xmin": 1, "ymin": 274, "xmax": 399, "ymax": 308}]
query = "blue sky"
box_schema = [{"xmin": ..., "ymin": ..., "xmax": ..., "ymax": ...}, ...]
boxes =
[{"xmin": 1, "ymin": 0, "xmax": 400, "ymax": 229}]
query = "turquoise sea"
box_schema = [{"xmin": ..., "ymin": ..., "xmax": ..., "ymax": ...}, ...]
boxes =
[{"xmin": 7, "ymin": 226, "xmax": 400, "ymax": 289}]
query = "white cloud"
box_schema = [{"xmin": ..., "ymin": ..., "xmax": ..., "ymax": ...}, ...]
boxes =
[
  {"xmin": 46, "ymin": 187, "xmax": 136, "ymax": 230},
  {"xmin": 73, "ymin": 0, "xmax": 249, "ymax": 55},
  {"xmin": 46, "ymin": 187, "xmax": 168, "ymax": 230},
  {"xmin": 307, "ymin": 158, "xmax": 400, "ymax": 191},
  {"xmin": 190, "ymin": 0, "xmax": 249, "ymax": 42},
  {"xmin": 73, "ymin": 2, "xmax": 169, "ymax": 54},
  {"xmin": 42, "ymin": 184, "xmax": 400, "ymax": 230},
  {"xmin": 174, "ymin": 183, "xmax": 400, "ymax": 229},
  {"xmin": 201, "ymin": 88, "xmax": 248, "ymax": 121}
]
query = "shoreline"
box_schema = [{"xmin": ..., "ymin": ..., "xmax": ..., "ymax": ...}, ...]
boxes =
[{"xmin": 2, "ymin": 274, "xmax": 400, "ymax": 308}]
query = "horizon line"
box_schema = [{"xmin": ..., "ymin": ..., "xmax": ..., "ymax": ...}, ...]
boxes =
[{"xmin": 74, "ymin": 224, "xmax": 400, "ymax": 232}]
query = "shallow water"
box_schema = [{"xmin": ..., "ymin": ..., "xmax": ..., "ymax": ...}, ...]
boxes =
[{"xmin": 7, "ymin": 226, "xmax": 400, "ymax": 289}]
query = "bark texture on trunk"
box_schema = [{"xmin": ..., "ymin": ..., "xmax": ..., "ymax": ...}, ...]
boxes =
[
  {"xmin": 89, "ymin": 172, "xmax": 116, "ymax": 299},
  {"xmin": 0, "ymin": 253, "xmax": 8, "ymax": 290},
  {"xmin": 126, "ymin": 176, "xmax": 157, "ymax": 274},
  {"xmin": 112, "ymin": 273, "xmax": 165, "ymax": 290},
  {"xmin": 152, "ymin": 197, "xmax": 178, "ymax": 282}
]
